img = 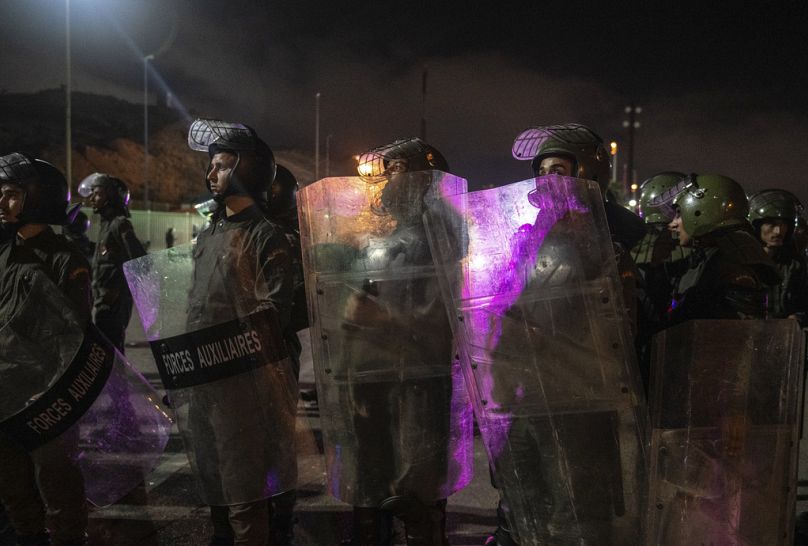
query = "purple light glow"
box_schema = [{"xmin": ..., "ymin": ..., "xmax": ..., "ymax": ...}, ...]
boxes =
[{"xmin": 452, "ymin": 176, "xmax": 589, "ymax": 458}]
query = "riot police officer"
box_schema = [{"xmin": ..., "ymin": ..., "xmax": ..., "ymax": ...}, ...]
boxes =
[
  {"xmin": 483, "ymin": 124, "xmax": 647, "ymax": 546},
  {"xmin": 268, "ymin": 164, "xmax": 307, "ymax": 379},
  {"xmin": 647, "ymin": 177, "xmax": 795, "ymax": 545},
  {"xmin": 186, "ymin": 120, "xmax": 298, "ymax": 546},
  {"xmin": 748, "ymin": 189, "xmax": 808, "ymax": 322},
  {"xmin": 632, "ymin": 172, "xmax": 689, "ymax": 388},
  {"xmin": 661, "ymin": 174, "xmax": 780, "ymax": 323},
  {"xmin": 78, "ymin": 173, "xmax": 146, "ymax": 351},
  {"xmin": 0, "ymin": 152, "xmax": 91, "ymax": 546},
  {"xmin": 62, "ymin": 209, "xmax": 94, "ymax": 261}
]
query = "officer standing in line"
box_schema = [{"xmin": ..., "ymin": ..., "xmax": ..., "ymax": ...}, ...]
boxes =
[
  {"xmin": 268, "ymin": 164, "xmax": 307, "ymax": 380},
  {"xmin": 647, "ymin": 176, "xmax": 791, "ymax": 545},
  {"xmin": 0, "ymin": 152, "xmax": 91, "ymax": 546},
  {"xmin": 61, "ymin": 209, "xmax": 94, "ymax": 260},
  {"xmin": 186, "ymin": 120, "xmax": 298, "ymax": 546},
  {"xmin": 483, "ymin": 124, "xmax": 647, "ymax": 546},
  {"xmin": 632, "ymin": 172, "xmax": 690, "ymax": 388},
  {"xmin": 78, "ymin": 174, "xmax": 146, "ymax": 351},
  {"xmin": 660, "ymin": 174, "xmax": 780, "ymax": 324},
  {"xmin": 747, "ymin": 189, "xmax": 808, "ymax": 322}
]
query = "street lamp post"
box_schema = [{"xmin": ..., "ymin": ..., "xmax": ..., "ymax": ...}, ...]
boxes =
[
  {"xmin": 143, "ymin": 54, "xmax": 154, "ymax": 208},
  {"xmin": 622, "ymin": 104, "xmax": 641, "ymax": 192},
  {"xmin": 315, "ymin": 92, "xmax": 321, "ymax": 181},
  {"xmin": 325, "ymin": 134, "xmax": 332, "ymax": 177},
  {"xmin": 65, "ymin": 0, "xmax": 72, "ymax": 198}
]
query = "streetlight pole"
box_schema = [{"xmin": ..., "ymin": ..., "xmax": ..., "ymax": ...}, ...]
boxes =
[
  {"xmin": 622, "ymin": 104, "xmax": 641, "ymax": 192},
  {"xmin": 325, "ymin": 134, "xmax": 332, "ymax": 177},
  {"xmin": 420, "ymin": 65, "xmax": 428, "ymax": 141},
  {"xmin": 315, "ymin": 92, "xmax": 321, "ymax": 181},
  {"xmin": 65, "ymin": 0, "xmax": 72, "ymax": 198},
  {"xmin": 143, "ymin": 54, "xmax": 154, "ymax": 208}
]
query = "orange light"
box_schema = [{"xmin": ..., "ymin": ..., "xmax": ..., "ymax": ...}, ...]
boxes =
[
  {"xmin": 630, "ymin": 183, "xmax": 638, "ymax": 191},
  {"xmin": 610, "ymin": 141, "xmax": 618, "ymax": 156}
]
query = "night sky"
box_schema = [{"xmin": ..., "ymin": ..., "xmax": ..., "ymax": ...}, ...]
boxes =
[{"xmin": 2, "ymin": 0, "xmax": 808, "ymax": 198}]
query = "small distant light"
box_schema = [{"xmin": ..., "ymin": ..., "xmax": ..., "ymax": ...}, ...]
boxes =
[
  {"xmin": 610, "ymin": 141, "xmax": 618, "ymax": 155},
  {"xmin": 629, "ymin": 199, "xmax": 637, "ymax": 207},
  {"xmin": 630, "ymin": 184, "xmax": 638, "ymax": 191}
]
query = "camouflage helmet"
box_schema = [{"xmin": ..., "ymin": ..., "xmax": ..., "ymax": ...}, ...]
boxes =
[
  {"xmin": 512, "ymin": 123, "xmax": 611, "ymax": 192},
  {"xmin": 638, "ymin": 172, "xmax": 686, "ymax": 224},
  {"xmin": 0, "ymin": 152, "xmax": 70, "ymax": 226},
  {"xmin": 665, "ymin": 174, "xmax": 750, "ymax": 239},
  {"xmin": 748, "ymin": 189, "xmax": 803, "ymax": 228}
]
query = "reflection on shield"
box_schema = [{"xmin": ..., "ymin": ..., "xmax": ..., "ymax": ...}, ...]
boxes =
[
  {"xmin": 648, "ymin": 320, "xmax": 803, "ymax": 545},
  {"xmin": 424, "ymin": 174, "xmax": 649, "ymax": 545},
  {"xmin": 125, "ymin": 242, "xmax": 306, "ymax": 505},
  {"xmin": 298, "ymin": 171, "xmax": 473, "ymax": 506},
  {"xmin": 0, "ymin": 270, "xmax": 171, "ymax": 507}
]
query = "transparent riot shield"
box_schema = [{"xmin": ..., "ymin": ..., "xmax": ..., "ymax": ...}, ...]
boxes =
[
  {"xmin": 0, "ymin": 270, "xmax": 171, "ymax": 507},
  {"xmin": 424, "ymin": 174, "xmax": 649, "ymax": 545},
  {"xmin": 298, "ymin": 171, "xmax": 473, "ymax": 506},
  {"xmin": 647, "ymin": 319, "xmax": 804, "ymax": 546},
  {"xmin": 124, "ymin": 241, "xmax": 302, "ymax": 506}
]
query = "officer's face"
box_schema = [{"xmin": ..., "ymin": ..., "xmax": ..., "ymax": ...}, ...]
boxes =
[
  {"xmin": 386, "ymin": 158, "xmax": 408, "ymax": 175},
  {"xmin": 0, "ymin": 183, "xmax": 24, "ymax": 224},
  {"xmin": 668, "ymin": 209, "xmax": 692, "ymax": 246},
  {"xmin": 89, "ymin": 186, "xmax": 108, "ymax": 210},
  {"xmin": 760, "ymin": 219, "xmax": 789, "ymax": 247},
  {"xmin": 537, "ymin": 156, "xmax": 574, "ymax": 176},
  {"xmin": 207, "ymin": 152, "xmax": 238, "ymax": 196}
]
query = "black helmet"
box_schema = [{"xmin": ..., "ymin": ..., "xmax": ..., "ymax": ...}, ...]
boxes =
[
  {"xmin": 77, "ymin": 172, "xmax": 131, "ymax": 215},
  {"xmin": 269, "ymin": 164, "xmax": 299, "ymax": 217},
  {"xmin": 188, "ymin": 118, "xmax": 276, "ymax": 202},
  {"xmin": 65, "ymin": 209, "xmax": 90, "ymax": 235},
  {"xmin": 748, "ymin": 189, "xmax": 803, "ymax": 240},
  {"xmin": 357, "ymin": 137, "xmax": 449, "ymax": 181},
  {"xmin": 512, "ymin": 124, "xmax": 611, "ymax": 192},
  {"xmin": 0, "ymin": 152, "xmax": 70, "ymax": 226}
]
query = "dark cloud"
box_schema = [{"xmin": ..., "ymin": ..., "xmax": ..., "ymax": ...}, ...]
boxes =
[{"xmin": 2, "ymin": 0, "xmax": 808, "ymax": 199}]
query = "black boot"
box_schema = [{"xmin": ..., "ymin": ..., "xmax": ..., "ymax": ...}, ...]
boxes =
[
  {"xmin": 208, "ymin": 505, "xmax": 235, "ymax": 546},
  {"xmin": 270, "ymin": 490, "xmax": 297, "ymax": 546},
  {"xmin": 484, "ymin": 501, "xmax": 519, "ymax": 546},
  {"xmin": 381, "ymin": 495, "xmax": 448, "ymax": 546},
  {"xmin": 341, "ymin": 506, "xmax": 394, "ymax": 546}
]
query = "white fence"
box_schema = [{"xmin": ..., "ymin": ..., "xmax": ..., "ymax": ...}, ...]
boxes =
[{"xmin": 83, "ymin": 208, "xmax": 206, "ymax": 251}]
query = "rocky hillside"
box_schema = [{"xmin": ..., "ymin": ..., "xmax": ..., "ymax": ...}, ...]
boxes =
[{"xmin": 0, "ymin": 89, "xmax": 314, "ymax": 208}]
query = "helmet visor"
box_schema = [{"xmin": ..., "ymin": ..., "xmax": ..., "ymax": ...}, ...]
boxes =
[
  {"xmin": 0, "ymin": 153, "xmax": 36, "ymax": 184},
  {"xmin": 77, "ymin": 173, "xmax": 104, "ymax": 198},
  {"xmin": 356, "ymin": 138, "xmax": 430, "ymax": 180},
  {"xmin": 188, "ymin": 119, "xmax": 255, "ymax": 152},
  {"xmin": 648, "ymin": 173, "xmax": 698, "ymax": 219},
  {"xmin": 512, "ymin": 123, "xmax": 602, "ymax": 161}
]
